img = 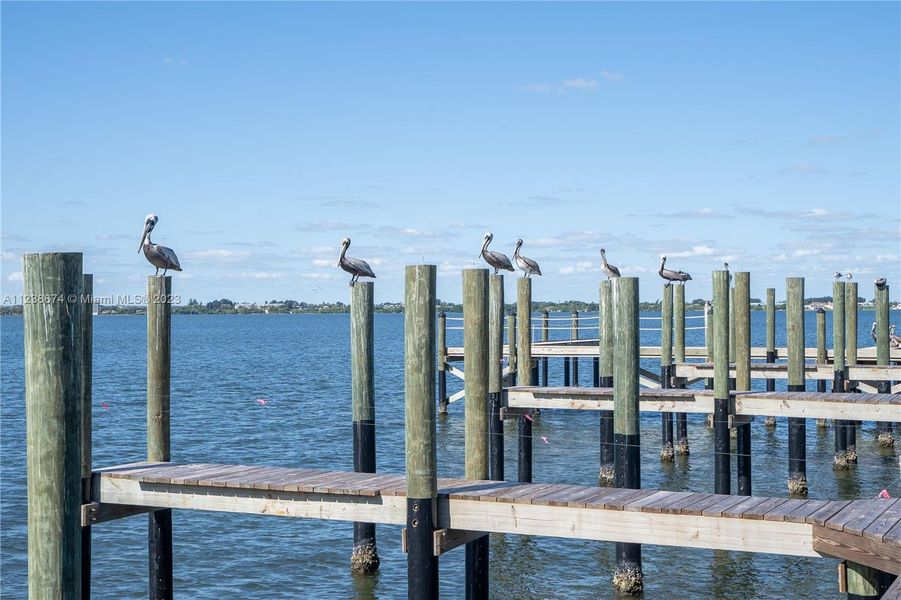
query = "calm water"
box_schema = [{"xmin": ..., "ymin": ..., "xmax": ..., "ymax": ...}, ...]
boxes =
[{"xmin": 1, "ymin": 309, "xmax": 898, "ymax": 599}]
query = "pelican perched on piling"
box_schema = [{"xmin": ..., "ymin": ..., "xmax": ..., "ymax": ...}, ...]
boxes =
[
  {"xmin": 724, "ymin": 261, "xmax": 731, "ymax": 284},
  {"xmin": 875, "ymin": 277, "xmax": 887, "ymax": 289},
  {"xmin": 138, "ymin": 214, "xmax": 182, "ymax": 276},
  {"xmin": 659, "ymin": 256, "xmax": 691, "ymax": 285},
  {"xmin": 846, "ymin": 272, "xmax": 853, "ymax": 281},
  {"xmin": 338, "ymin": 237, "xmax": 376, "ymax": 286},
  {"xmin": 513, "ymin": 239, "xmax": 541, "ymax": 278},
  {"xmin": 891, "ymin": 324, "xmax": 901, "ymax": 349},
  {"xmin": 600, "ymin": 249, "xmax": 620, "ymax": 279},
  {"xmin": 833, "ymin": 272, "xmax": 842, "ymax": 280},
  {"xmin": 480, "ymin": 233, "xmax": 514, "ymax": 275}
]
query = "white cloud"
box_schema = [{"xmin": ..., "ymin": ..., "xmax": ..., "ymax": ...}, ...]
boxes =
[
  {"xmin": 186, "ymin": 249, "xmax": 250, "ymax": 260},
  {"xmin": 224, "ymin": 272, "xmax": 284, "ymax": 280},
  {"xmin": 667, "ymin": 246, "xmax": 716, "ymax": 258},
  {"xmin": 520, "ymin": 83, "xmax": 553, "ymax": 93},
  {"xmin": 600, "ymin": 70, "xmax": 624, "ymax": 82},
  {"xmin": 1, "ymin": 251, "xmax": 15, "ymax": 262},
  {"xmin": 562, "ymin": 78, "xmax": 597, "ymax": 90},
  {"xmin": 7, "ymin": 271, "xmax": 23, "ymax": 282}
]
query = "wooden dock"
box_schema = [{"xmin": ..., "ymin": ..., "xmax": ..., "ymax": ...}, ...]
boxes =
[
  {"xmin": 505, "ymin": 387, "xmax": 901, "ymax": 422},
  {"xmin": 90, "ymin": 462, "xmax": 901, "ymax": 575}
]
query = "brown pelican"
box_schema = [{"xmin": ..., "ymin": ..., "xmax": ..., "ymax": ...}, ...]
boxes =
[
  {"xmin": 846, "ymin": 272, "xmax": 853, "ymax": 281},
  {"xmin": 891, "ymin": 324, "xmax": 901, "ymax": 349},
  {"xmin": 724, "ymin": 261, "xmax": 731, "ymax": 284},
  {"xmin": 833, "ymin": 272, "xmax": 842, "ymax": 280},
  {"xmin": 480, "ymin": 233, "xmax": 514, "ymax": 274},
  {"xmin": 871, "ymin": 321, "xmax": 877, "ymax": 342},
  {"xmin": 659, "ymin": 256, "xmax": 691, "ymax": 285},
  {"xmin": 138, "ymin": 214, "xmax": 182, "ymax": 276},
  {"xmin": 875, "ymin": 277, "xmax": 887, "ymax": 289},
  {"xmin": 338, "ymin": 237, "xmax": 376, "ymax": 286},
  {"xmin": 600, "ymin": 248, "xmax": 620, "ymax": 278},
  {"xmin": 513, "ymin": 239, "xmax": 541, "ymax": 278}
]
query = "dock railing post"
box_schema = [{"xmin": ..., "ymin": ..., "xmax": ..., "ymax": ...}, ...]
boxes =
[
  {"xmin": 660, "ymin": 284, "xmax": 674, "ymax": 462},
  {"xmin": 350, "ymin": 281, "xmax": 380, "ymax": 574},
  {"xmin": 541, "ymin": 310, "xmax": 549, "ymax": 386},
  {"xmin": 25, "ymin": 252, "xmax": 84, "ymax": 598},
  {"xmin": 734, "ymin": 272, "xmax": 751, "ymax": 496},
  {"xmin": 786, "ymin": 276, "xmax": 808, "ymax": 496},
  {"xmin": 488, "ymin": 275, "xmax": 505, "ymax": 480},
  {"xmin": 147, "ymin": 275, "xmax": 174, "ymax": 599},
  {"xmin": 713, "ymin": 270, "xmax": 731, "ymax": 495},
  {"xmin": 875, "ymin": 283, "xmax": 893, "ymax": 446},
  {"xmin": 764, "ymin": 288, "xmax": 777, "ymax": 426},
  {"xmin": 845, "ymin": 282, "xmax": 859, "ymax": 463},
  {"xmin": 598, "ymin": 280, "xmax": 615, "ymax": 485},
  {"xmin": 81, "ymin": 274, "xmax": 94, "ymax": 598},
  {"xmin": 673, "ymin": 283, "xmax": 689, "ymax": 455},
  {"xmin": 612, "ymin": 277, "xmax": 642, "ymax": 595},
  {"xmin": 571, "ymin": 310, "xmax": 579, "ymax": 386},
  {"xmin": 463, "ymin": 269, "xmax": 489, "ymax": 598},
  {"xmin": 815, "ymin": 308, "xmax": 828, "ymax": 428},
  {"xmin": 437, "ymin": 312, "xmax": 448, "ymax": 416},
  {"xmin": 833, "ymin": 281, "xmax": 849, "ymax": 469},
  {"xmin": 517, "ymin": 278, "xmax": 533, "ymax": 483},
  {"xmin": 404, "ymin": 264, "xmax": 439, "ymax": 600}
]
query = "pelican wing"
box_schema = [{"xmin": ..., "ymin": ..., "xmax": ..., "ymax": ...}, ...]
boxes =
[
  {"xmin": 345, "ymin": 256, "xmax": 376, "ymax": 278},
  {"xmin": 486, "ymin": 250, "xmax": 514, "ymax": 271},
  {"xmin": 604, "ymin": 264, "xmax": 621, "ymax": 277}
]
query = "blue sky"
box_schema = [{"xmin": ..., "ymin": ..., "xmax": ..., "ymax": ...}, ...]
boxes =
[{"xmin": 2, "ymin": 2, "xmax": 899, "ymax": 304}]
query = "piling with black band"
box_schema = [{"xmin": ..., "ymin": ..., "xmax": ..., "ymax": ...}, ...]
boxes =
[
  {"xmin": 705, "ymin": 301, "xmax": 715, "ymax": 426},
  {"xmin": 598, "ymin": 280, "xmax": 615, "ymax": 484},
  {"xmin": 404, "ymin": 265, "xmax": 439, "ymax": 600},
  {"xmin": 612, "ymin": 277, "xmax": 642, "ymax": 595},
  {"xmin": 571, "ymin": 310, "xmax": 579, "ymax": 386},
  {"xmin": 463, "ymin": 269, "xmax": 490, "ymax": 597},
  {"xmin": 660, "ymin": 283, "xmax": 674, "ymax": 462},
  {"xmin": 437, "ymin": 312, "xmax": 448, "ymax": 415},
  {"xmin": 507, "ymin": 313, "xmax": 517, "ymax": 386},
  {"xmin": 541, "ymin": 310, "xmax": 549, "ymax": 386},
  {"xmin": 816, "ymin": 308, "xmax": 827, "ymax": 403},
  {"xmin": 81, "ymin": 274, "xmax": 93, "ymax": 599},
  {"xmin": 764, "ymin": 289, "xmax": 777, "ymax": 430},
  {"xmin": 147, "ymin": 275, "xmax": 174, "ymax": 599},
  {"xmin": 845, "ymin": 282, "xmax": 859, "ymax": 463},
  {"xmin": 673, "ymin": 283, "xmax": 689, "ymax": 455},
  {"xmin": 713, "ymin": 270, "xmax": 731, "ymax": 495},
  {"xmin": 874, "ymin": 283, "xmax": 893, "ymax": 446},
  {"xmin": 786, "ymin": 276, "xmax": 808, "ymax": 496},
  {"xmin": 833, "ymin": 281, "xmax": 849, "ymax": 469},
  {"xmin": 25, "ymin": 253, "xmax": 85, "ymax": 597},
  {"xmin": 350, "ymin": 281, "xmax": 379, "ymax": 574},
  {"xmin": 488, "ymin": 274, "xmax": 505, "ymax": 480},
  {"xmin": 517, "ymin": 278, "xmax": 533, "ymax": 483},
  {"xmin": 734, "ymin": 272, "xmax": 752, "ymax": 496}
]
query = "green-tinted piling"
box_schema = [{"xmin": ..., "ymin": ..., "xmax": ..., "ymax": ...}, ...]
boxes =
[
  {"xmin": 350, "ymin": 282, "xmax": 379, "ymax": 574},
  {"xmin": 713, "ymin": 271, "xmax": 731, "ymax": 495},
  {"xmin": 845, "ymin": 282, "xmax": 859, "ymax": 462},
  {"xmin": 673, "ymin": 284, "xmax": 688, "ymax": 454},
  {"xmin": 734, "ymin": 273, "xmax": 752, "ymax": 495},
  {"xmin": 488, "ymin": 275, "xmax": 506, "ymax": 479},
  {"xmin": 833, "ymin": 281, "xmax": 849, "ymax": 468},
  {"xmin": 25, "ymin": 252, "xmax": 84, "ymax": 598},
  {"xmin": 763, "ymin": 288, "xmax": 777, "ymax": 428},
  {"xmin": 786, "ymin": 277, "xmax": 807, "ymax": 496},
  {"xmin": 81, "ymin": 274, "xmax": 93, "ymax": 599},
  {"xmin": 541, "ymin": 310, "xmax": 549, "ymax": 385},
  {"xmin": 612, "ymin": 277, "xmax": 642, "ymax": 595},
  {"xmin": 517, "ymin": 278, "xmax": 533, "ymax": 483},
  {"xmin": 875, "ymin": 283, "xmax": 893, "ymax": 446},
  {"xmin": 147, "ymin": 276, "xmax": 173, "ymax": 599},
  {"xmin": 463, "ymin": 269, "xmax": 489, "ymax": 598},
  {"xmin": 404, "ymin": 265, "xmax": 439, "ymax": 599},
  {"xmin": 507, "ymin": 313, "xmax": 517, "ymax": 386},
  {"xmin": 598, "ymin": 280, "xmax": 615, "ymax": 484},
  {"xmin": 660, "ymin": 284, "xmax": 674, "ymax": 462},
  {"xmin": 437, "ymin": 312, "xmax": 448, "ymax": 415}
]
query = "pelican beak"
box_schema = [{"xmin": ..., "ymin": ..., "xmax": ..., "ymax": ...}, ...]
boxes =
[{"xmin": 138, "ymin": 222, "xmax": 151, "ymax": 252}]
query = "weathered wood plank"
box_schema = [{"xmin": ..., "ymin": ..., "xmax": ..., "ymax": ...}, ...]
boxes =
[{"xmin": 812, "ymin": 525, "xmax": 901, "ymax": 575}]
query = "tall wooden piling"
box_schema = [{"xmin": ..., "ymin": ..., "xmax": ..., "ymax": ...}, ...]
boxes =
[
  {"xmin": 833, "ymin": 280, "xmax": 849, "ymax": 469},
  {"xmin": 463, "ymin": 269, "xmax": 489, "ymax": 598},
  {"xmin": 712, "ymin": 270, "xmax": 731, "ymax": 495},
  {"xmin": 705, "ymin": 301, "xmax": 715, "ymax": 413},
  {"xmin": 541, "ymin": 310, "xmax": 549, "ymax": 386},
  {"xmin": 507, "ymin": 313, "xmax": 517, "ymax": 386},
  {"xmin": 81, "ymin": 274, "xmax": 94, "ymax": 599},
  {"xmin": 660, "ymin": 284, "xmax": 674, "ymax": 462},
  {"xmin": 437, "ymin": 312, "xmax": 448, "ymax": 415},
  {"xmin": 598, "ymin": 280, "xmax": 615, "ymax": 485},
  {"xmin": 786, "ymin": 277, "xmax": 807, "ymax": 496},
  {"xmin": 613, "ymin": 277, "xmax": 642, "ymax": 595},
  {"xmin": 404, "ymin": 265, "xmax": 439, "ymax": 599},
  {"xmin": 844, "ymin": 282, "xmax": 859, "ymax": 463},
  {"xmin": 488, "ymin": 275, "xmax": 506, "ymax": 480},
  {"xmin": 147, "ymin": 276, "xmax": 173, "ymax": 599},
  {"xmin": 764, "ymin": 288, "xmax": 777, "ymax": 428},
  {"xmin": 570, "ymin": 310, "xmax": 579, "ymax": 386},
  {"xmin": 25, "ymin": 252, "xmax": 84, "ymax": 598},
  {"xmin": 350, "ymin": 282, "xmax": 379, "ymax": 574},
  {"xmin": 674, "ymin": 284, "xmax": 689, "ymax": 455},
  {"xmin": 517, "ymin": 278, "xmax": 533, "ymax": 483},
  {"xmin": 816, "ymin": 308, "xmax": 827, "ymax": 395},
  {"xmin": 875, "ymin": 283, "xmax": 893, "ymax": 446},
  {"xmin": 734, "ymin": 272, "xmax": 751, "ymax": 496},
  {"xmin": 846, "ymin": 562, "xmax": 896, "ymax": 599}
]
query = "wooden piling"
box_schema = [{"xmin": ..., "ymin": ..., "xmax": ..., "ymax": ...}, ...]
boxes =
[
  {"xmin": 404, "ymin": 265, "xmax": 439, "ymax": 600},
  {"xmin": 571, "ymin": 310, "xmax": 579, "ymax": 386},
  {"xmin": 147, "ymin": 276, "xmax": 173, "ymax": 599},
  {"xmin": 875, "ymin": 283, "xmax": 893, "ymax": 446},
  {"xmin": 674, "ymin": 284, "xmax": 688, "ymax": 455},
  {"xmin": 786, "ymin": 277, "xmax": 807, "ymax": 496},
  {"xmin": 598, "ymin": 280, "xmax": 615, "ymax": 485},
  {"xmin": 517, "ymin": 278, "xmax": 533, "ymax": 483},
  {"xmin": 507, "ymin": 313, "xmax": 517, "ymax": 386},
  {"xmin": 833, "ymin": 281, "xmax": 849, "ymax": 469},
  {"xmin": 844, "ymin": 282, "xmax": 859, "ymax": 463},
  {"xmin": 24, "ymin": 252, "xmax": 84, "ymax": 598},
  {"xmin": 463, "ymin": 269, "xmax": 489, "ymax": 598},
  {"xmin": 81, "ymin": 274, "xmax": 93, "ymax": 599},
  {"xmin": 488, "ymin": 275, "xmax": 505, "ymax": 480},
  {"xmin": 541, "ymin": 310, "xmax": 549, "ymax": 386},
  {"xmin": 816, "ymin": 308, "xmax": 827, "ymax": 395},
  {"xmin": 705, "ymin": 301, "xmax": 714, "ymax": 427},
  {"xmin": 437, "ymin": 312, "xmax": 448, "ymax": 415},
  {"xmin": 764, "ymin": 288, "xmax": 777, "ymax": 427},
  {"xmin": 660, "ymin": 284, "xmax": 674, "ymax": 462},
  {"xmin": 734, "ymin": 272, "xmax": 751, "ymax": 496},
  {"xmin": 713, "ymin": 270, "xmax": 731, "ymax": 495},
  {"xmin": 612, "ymin": 277, "xmax": 642, "ymax": 595},
  {"xmin": 846, "ymin": 561, "xmax": 896, "ymax": 599},
  {"xmin": 350, "ymin": 281, "xmax": 379, "ymax": 574}
]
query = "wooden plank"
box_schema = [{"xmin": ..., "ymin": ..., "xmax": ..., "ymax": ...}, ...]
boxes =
[
  {"xmin": 862, "ymin": 501, "xmax": 901, "ymax": 542},
  {"xmin": 197, "ymin": 465, "xmax": 266, "ymax": 487},
  {"xmin": 547, "ymin": 486, "xmax": 611, "ymax": 508},
  {"xmin": 785, "ymin": 500, "xmax": 833, "ymax": 524},
  {"xmin": 638, "ymin": 491, "xmax": 697, "ymax": 514},
  {"xmin": 680, "ymin": 494, "xmax": 730, "ymax": 517},
  {"xmin": 826, "ymin": 500, "xmax": 897, "ymax": 534},
  {"xmin": 81, "ymin": 502, "xmax": 156, "ymax": 526},
  {"xmin": 722, "ymin": 496, "xmax": 770, "ymax": 519},
  {"xmin": 624, "ymin": 491, "xmax": 676, "ymax": 512},
  {"xmin": 740, "ymin": 497, "xmax": 790, "ymax": 520},
  {"xmin": 701, "ymin": 495, "xmax": 750, "ymax": 518},
  {"xmin": 812, "ymin": 525, "xmax": 901, "ymax": 575},
  {"xmin": 526, "ymin": 484, "xmax": 581, "ymax": 506},
  {"xmin": 433, "ymin": 529, "xmax": 487, "ymax": 556},
  {"xmin": 658, "ymin": 493, "xmax": 714, "ymax": 515},
  {"xmin": 807, "ymin": 501, "xmax": 854, "ymax": 527}
]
